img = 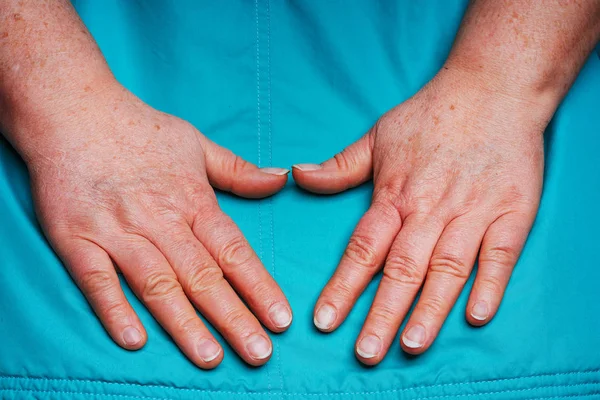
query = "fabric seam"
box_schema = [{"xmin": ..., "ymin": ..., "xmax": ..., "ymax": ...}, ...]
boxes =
[
  {"xmin": 1, "ymin": 369, "xmax": 599, "ymax": 396},
  {"xmin": 264, "ymin": 0, "xmax": 285, "ymax": 398},
  {"xmin": 0, "ymin": 380, "xmax": 599, "ymax": 399},
  {"xmin": 255, "ymin": 0, "xmax": 271, "ymax": 397}
]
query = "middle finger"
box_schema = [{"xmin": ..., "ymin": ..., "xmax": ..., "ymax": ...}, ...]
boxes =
[
  {"xmin": 355, "ymin": 213, "xmax": 444, "ymax": 365},
  {"xmin": 152, "ymin": 223, "xmax": 273, "ymax": 366}
]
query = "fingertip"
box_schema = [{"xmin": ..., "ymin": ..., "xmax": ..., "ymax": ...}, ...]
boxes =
[
  {"xmin": 196, "ymin": 338, "xmax": 224, "ymax": 369},
  {"xmin": 355, "ymin": 334, "xmax": 384, "ymax": 366},
  {"xmin": 466, "ymin": 300, "xmax": 494, "ymax": 327},
  {"xmin": 400, "ymin": 324, "xmax": 428, "ymax": 355},
  {"xmin": 244, "ymin": 333, "xmax": 273, "ymax": 366},
  {"xmin": 237, "ymin": 167, "xmax": 289, "ymax": 198},
  {"xmin": 260, "ymin": 167, "xmax": 290, "ymax": 176},
  {"xmin": 266, "ymin": 302, "xmax": 293, "ymax": 333},
  {"xmin": 313, "ymin": 303, "xmax": 338, "ymax": 332},
  {"xmin": 120, "ymin": 325, "xmax": 147, "ymax": 350},
  {"xmin": 292, "ymin": 163, "xmax": 322, "ymax": 172},
  {"xmin": 199, "ymin": 351, "xmax": 224, "ymax": 370},
  {"xmin": 292, "ymin": 164, "xmax": 344, "ymax": 195}
]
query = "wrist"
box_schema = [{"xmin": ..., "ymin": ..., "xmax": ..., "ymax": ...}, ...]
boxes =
[
  {"xmin": 436, "ymin": 57, "xmax": 560, "ymax": 127},
  {"xmin": 1, "ymin": 72, "xmax": 122, "ymax": 165}
]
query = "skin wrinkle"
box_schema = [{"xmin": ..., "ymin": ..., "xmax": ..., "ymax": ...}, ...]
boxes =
[
  {"xmin": 290, "ymin": 0, "xmax": 600, "ymax": 366},
  {"xmin": 0, "ymin": 0, "xmax": 292, "ymax": 369},
  {"xmin": 1, "ymin": 0, "xmax": 599, "ymax": 369}
]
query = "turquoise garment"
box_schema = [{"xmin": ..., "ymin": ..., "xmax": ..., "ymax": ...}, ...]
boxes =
[{"xmin": 1, "ymin": 0, "xmax": 599, "ymax": 398}]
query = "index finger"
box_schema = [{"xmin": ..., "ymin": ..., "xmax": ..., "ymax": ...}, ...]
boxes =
[
  {"xmin": 192, "ymin": 202, "xmax": 292, "ymax": 333},
  {"xmin": 313, "ymin": 196, "xmax": 402, "ymax": 332}
]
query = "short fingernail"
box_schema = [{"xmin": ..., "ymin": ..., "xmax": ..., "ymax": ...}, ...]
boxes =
[
  {"xmin": 471, "ymin": 301, "xmax": 489, "ymax": 321},
  {"xmin": 402, "ymin": 325, "xmax": 426, "ymax": 349},
  {"xmin": 197, "ymin": 338, "xmax": 221, "ymax": 363},
  {"xmin": 122, "ymin": 326, "xmax": 142, "ymax": 346},
  {"xmin": 356, "ymin": 335, "xmax": 382, "ymax": 359},
  {"xmin": 260, "ymin": 167, "xmax": 289, "ymax": 176},
  {"xmin": 246, "ymin": 334, "xmax": 272, "ymax": 360},
  {"xmin": 314, "ymin": 304, "xmax": 337, "ymax": 331},
  {"xmin": 268, "ymin": 303, "xmax": 292, "ymax": 329},
  {"xmin": 292, "ymin": 163, "xmax": 322, "ymax": 171}
]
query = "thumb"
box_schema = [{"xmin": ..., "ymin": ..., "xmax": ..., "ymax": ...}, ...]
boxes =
[
  {"xmin": 292, "ymin": 131, "xmax": 373, "ymax": 194},
  {"xmin": 202, "ymin": 138, "xmax": 289, "ymax": 199}
]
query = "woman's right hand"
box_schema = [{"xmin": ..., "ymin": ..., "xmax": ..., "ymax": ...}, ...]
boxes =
[{"xmin": 24, "ymin": 82, "xmax": 292, "ymax": 368}]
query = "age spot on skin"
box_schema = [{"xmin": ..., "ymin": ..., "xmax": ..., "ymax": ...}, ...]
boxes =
[
  {"xmin": 13, "ymin": 13, "xmax": 23, "ymax": 21},
  {"xmin": 84, "ymin": 86, "xmax": 92, "ymax": 92},
  {"xmin": 154, "ymin": 124, "xmax": 161, "ymax": 131},
  {"xmin": 450, "ymin": 105, "xmax": 456, "ymax": 110},
  {"xmin": 1, "ymin": 32, "xmax": 8, "ymax": 39}
]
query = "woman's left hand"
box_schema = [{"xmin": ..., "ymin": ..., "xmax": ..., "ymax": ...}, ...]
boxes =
[{"xmin": 293, "ymin": 68, "xmax": 549, "ymax": 364}]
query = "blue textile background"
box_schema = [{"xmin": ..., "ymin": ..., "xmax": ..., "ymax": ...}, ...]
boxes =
[{"xmin": 1, "ymin": 1, "xmax": 599, "ymax": 398}]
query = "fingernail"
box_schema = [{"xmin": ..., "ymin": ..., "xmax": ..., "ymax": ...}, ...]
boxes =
[
  {"xmin": 268, "ymin": 303, "xmax": 292, "ymax": 329},
  {"xmin": 260, "ymin": 167, "xmax": 289, "ymax": 176},
  {"xmin": 292, "ymin": 163, "xmax": 322, "ymax": 171},
  {"xmin": 246, "ymin": 334, "xmax": 272, "ymax": 360},
  {"xmin": 197, "ymin": 338, "xmax": 221, "ymax": 363},
  {"xmin": 122, "ymin": 326, "xmax": 142, "ymax": 346},
  {"xmin": 402, "ymin": 325, "xmax": 426, "ymax": 349},
  {"xmin": 471, "ymin": 301, "xmax": 489, "ymax": 321},
  {"xmin": 356, "ymin": 335, "xmax": 382, "ymax": 359},
  {"xmin": 314, "ymin": 304, "xmax": 337, "ymax": 331}
]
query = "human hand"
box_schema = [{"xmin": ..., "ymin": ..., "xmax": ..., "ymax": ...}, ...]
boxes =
[
  {"xmin": 293, "ymin": 68, "xmax": 548, "ymax": 364},
  {"xmin": 26, "ymin": 83, "xmax": 292, "ymax": 368}
]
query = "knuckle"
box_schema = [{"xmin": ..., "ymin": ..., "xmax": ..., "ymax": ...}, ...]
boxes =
[
  {"xmin": 370, "ymin": 196, "xmax": 401, "ymax": 221},
  {"xmin": 102, "ymin": 301, "xmax": 129, "ymax": 324},
  {"xmin": 384, "ymin": 253, "xmax": 423, "ymax": 285},
  {"xmin": 177, "ymin": 315, "xmax": 202, "ymax": 336},
  {"xmin": 477, "ymin": 274, "xmax": 505, "ymax": 295},
  {"xmin": 187, "ymin": 264, "xmax": 224, "ymax": 297},
  {"xmin": 328, "ymin": 276, "xmax": 355, "ymax": 300},
  {"xmin": 218, "ymin": 236, "xmax": 253, "ymax": 268},
  {"xmin": 481, "ymin": 245, "xmax": 518, "ymax": 267},
  {"xmin": 418, "ymin": 294, "xmax": 446, "ymax": 318},
  {"xmin": 500, "ymin": 186, "xmax": 538, "ymax": 209},
  {"xmin": 79, "ymin": 269, "xmax": 114, "ymax": 295},
  {"xmin": 333, "ymin": 151, "xmax": 350, "ymax": 172},
  {"xmin": 375, "ymin": 181, "xmax": 403, "ymax": 207},
  {"xmin": 344, "ymin": 234, "xmax": 379, "ymax": 271},
  {"xmin": 246, "ymin": 279, "xmax": 272, "ymax": 302},
  {"xmin": 221, "ymin": 309, "xmax": 251, "ymax": 335},
  {"xmin": 429, "ymin": 252, "xmax": 470, "ymax": 280},
  {"xmin": 368, "ymin": 304, "xmax": 397, "ymax": 324},
  {"xmin": 407, "ymin": 198, "xmax": 435, "ymax": 217},
  {"xmin": 185, "ymin": 183, "xmax": 214, "ymax": 207},
  {"xmin": 232, "ymin": 156, "xmax": 249, "ymax": 175},
  {"xmin": 141, "ymin": 272, "xmax": 181, "ymax": 303}
]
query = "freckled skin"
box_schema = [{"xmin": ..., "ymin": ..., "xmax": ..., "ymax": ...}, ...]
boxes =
[
  {"xmin": 1, "ymin": 0, "xmax": 599, "ymax": 367},
  {"xmin": 0, "ymin": 0, "xmax": 293, "ymax": 369},
  {"xmin": 293, "ymin": 0, "xmax": 600, "ymax": 365}
]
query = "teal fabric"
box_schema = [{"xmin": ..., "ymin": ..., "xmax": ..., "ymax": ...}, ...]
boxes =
[{"xmin": 1, "ymin": 1, "xmax": 599, "ymax": 399}]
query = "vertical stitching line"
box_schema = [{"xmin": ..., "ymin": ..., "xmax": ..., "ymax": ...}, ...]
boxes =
[
  {"xmin": 265, "ymin": 1, "xmax": 283, "ymax": 397},
  {"xmin": 255, "ymin": 0, "xmax": 262, "ymax": 170},
  {"xmin": 255, "ymin": 0, "xmax": 270, "ymax": 396}
]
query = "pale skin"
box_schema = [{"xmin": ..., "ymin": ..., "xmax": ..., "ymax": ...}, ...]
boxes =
[
  {"xmin": 294, "ymin": 1, "xmax": 600, "ymax": 364},
  {"xmin": 0, "ymin": 0, "xmax": 598, "ymax": 370}
]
